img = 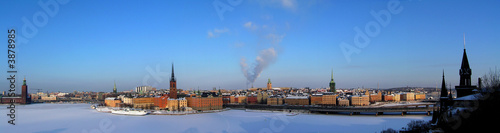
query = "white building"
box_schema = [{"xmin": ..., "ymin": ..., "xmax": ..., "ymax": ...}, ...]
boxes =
[{"xmin": 135, "ymin": 86, "xmax": 153, "ymax": 93}]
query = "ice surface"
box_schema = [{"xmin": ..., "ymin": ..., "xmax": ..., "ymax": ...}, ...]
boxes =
[{"xmin": 1, "ymin": 103, "xmax": 431, "ymax": 133}]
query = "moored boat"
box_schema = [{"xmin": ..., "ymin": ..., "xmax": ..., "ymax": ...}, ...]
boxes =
[
  {"xmin": 111, "ymin": 108, "xmax": 148, "ymax": 116},
  {"xmin": 95, "ymin": 106, "xmax": 113, "ymax": 113}
]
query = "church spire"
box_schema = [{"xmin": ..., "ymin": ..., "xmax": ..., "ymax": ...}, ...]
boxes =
[
  {"xmin": 113, "ymin": 80, "xmax": 117, "ymax": 93},
  {"xmin": 170, "ymin": 63, "xmax": 176, "ymax": 82},
  {"xmin": 329, "ymin": 69, "xmax": 336, "ymax": 93},
  {"xmin": 459, "ymin": 34, "xmax": 471, "ymax": 86},
  {"xmin": 440, "ymin": 70, "xmax": 447, "ymax": 98},
  {"xmin": 331, "ymin": 69, "xmax": 334, "ymax": 82}
]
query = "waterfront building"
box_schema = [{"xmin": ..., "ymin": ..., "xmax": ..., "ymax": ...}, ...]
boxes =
[
  {"xmin": 247, "ymin": 94, "xmax": 258, "ymax": 104},
  {"xmin": 222, "ymin": 94, "xmax": 230, "ymax": 104},
  {"xmin": 186, "ymin": 93, "xmax": 223, "ymax": 111},
  {"xmin": 322, "ymin": 92, "xmax": 337, "ymax": 106},
  {"xmin": 105, "ymin": 97, "xmax": 122, "ymax": 107},
  {"xmin": 384, "ymin": 94, "xmax": 394, "ymax": 101},
  {"xmin": 401, "ymin": 93, "xmax": 415, "ymax": 101},
  {"xmin": 349, "ymin": 95, "xmax": 369, "ymax": 106},
  {"xmin": 167, "ymin": 98, "xmax": 179, "ymax": 111},
  {"xmin": 170, "ymin": 63, "xmax": 178, "ymax": 99},
  {"xmin": 338, "ymin": 98, "xmax": 349, "ymax": 106},
  {"xmin": 310, "ymin": 93, "xmax": 323, "ymax": 105},
  {"xmin": 153, "ymin": 95, "xmax": 169, "ymax": 109},
  {"xmin": 236, "ymin": 95, "xmax": 247, "ymax": 104},
  {"xmin": 230, "ymin": 95, "xmax": 236, "ymax": 103},
  {"xmin": 179, "ymin": 98, "xmax": 187, "ymax": 109},
  {"xmin": 394, "ymin": 93, "xmax": 401, "ymax": 102},
  {"xmin": 267, "ymin": 95, "xmax": 283, "ymax": 105},
  {"xmin": 132, "ymin": 97, "xmax": 154, "ymax": 109},
  {"xmin": 369, "ymin": 91, "xmax": 382, "ymax": 103},
  {"xmin": 0, "ymin": 78, "xmax": 31, "ymax": 104},
  {"xmin": 41, "ymin": 96, "xmax": 58, "ymax": 101},
  {"xmin": 122, "ymin": 97, "xmax": 133, "ymax": 106},
  {"xmin": 415, "ymin": 93, "xmax": 426, "ymax": 100},
  {"xmin": 285, "ymin": 96, "xmax": 309, "ymax": 105}
]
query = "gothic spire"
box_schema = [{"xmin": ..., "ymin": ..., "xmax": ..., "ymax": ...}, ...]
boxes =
[
  {"xmin": 441, "ymin": 70, "xmax": 448, "ymax": 98},
  {"xmin": 331, "ymin": 69, "xmax": 334, "ymax": 82},
  {"xmin": 170, "ymin": 63, "xmax": 176, "ymax": 82}
]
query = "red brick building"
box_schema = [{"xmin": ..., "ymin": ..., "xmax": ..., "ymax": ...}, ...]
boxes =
[
  {"xmin": 247, "ymin": 94, "xmax": 258, "ymax": 104},
  {"xmin": 154, "ymin": 95, "xmax": 169, "ymax": 109},
  {"xmin": 186, "ymin": 93, "xmax": 223, "ymax": 111}
]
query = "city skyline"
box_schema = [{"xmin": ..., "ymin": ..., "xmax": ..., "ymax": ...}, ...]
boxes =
[{"xmin": 1, "ymin": 0, "xmax": 500, "ymax": 92}]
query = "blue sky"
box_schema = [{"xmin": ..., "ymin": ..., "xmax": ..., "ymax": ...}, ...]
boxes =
[{"xmin": 1, "ymin": 0, "xmax": 499, "ymax": 92}]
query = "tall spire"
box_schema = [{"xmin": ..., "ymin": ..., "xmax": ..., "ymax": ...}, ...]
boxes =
[
  {"xmin": 331, "ymin": 69, "xmax": 334, "ymax": 81},
  {"xmin": 170, "ymin": 63, "xmax": 176, "ymax": 82},
  {"xmin": 329, "ymin": 69, "xmax": 336, "ymax": 93},
  {"xmin": 113, "ymin": 80, "xmax": 117, "ymax": 93},
  {"xmin": 459, "ymin": 34, "xmax": 471, "ymax": 86},
  {"xmin": 440, "ymin": 70, "xmax": 448, "ymax": 98}
]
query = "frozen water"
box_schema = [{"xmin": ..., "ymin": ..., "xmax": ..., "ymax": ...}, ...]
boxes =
[{"xmin": 1, "ymin": 103, "xmax": 431, "ymax": 133}]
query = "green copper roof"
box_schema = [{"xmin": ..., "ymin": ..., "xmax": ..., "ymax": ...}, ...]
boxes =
[{"xmin": 268, "ymin": 78, "xmax": 271, "ymax": 84}]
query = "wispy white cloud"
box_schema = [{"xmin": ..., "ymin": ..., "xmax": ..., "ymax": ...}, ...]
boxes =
[
  {"xmin": 207, "ymin": 28, "xmax": 229, "ymax": 38},
  {"xmin": 243, "ymin": 21, "xmax": 258, "ymax": 30}
]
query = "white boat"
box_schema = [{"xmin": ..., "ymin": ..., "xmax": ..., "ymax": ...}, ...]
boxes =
[
  {"xmin": 286, "ymin": 113, "xmax": 298, "ymax": 116},
  {"xmin": 95, "ymin": 106, "xmax": 113, "ymax": 113},
  {"xmin": 90, "ymin": 105, "xmax": 96, "ymax": 109},
  {"xmin": 111, "ymin": 108, "xmax": 148, "ymax": 116}
]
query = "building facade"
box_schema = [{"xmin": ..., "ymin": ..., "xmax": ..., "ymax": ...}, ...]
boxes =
[
  {"xmin": 285, "ymin": 96, "xmax": 309, "ymax": 105},
  {"xmin": 322, "ymin": 92, "xmax": 337, "ymax": 106},
  {"xmin": 267, "ymin": 96, "xmax": 283, "ymax": 105},
  {"xmin": 350, "ymin": 95, "xmax": 369, "ymax": 106},
  {"xmin": 186, "ymin": 95, "xmax": 223, "ymax": 111}
]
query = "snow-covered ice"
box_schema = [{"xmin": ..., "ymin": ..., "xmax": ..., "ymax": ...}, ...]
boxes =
[{"xmin": 1, "ymin": 103, "xmax": 431, "ymax": 133}]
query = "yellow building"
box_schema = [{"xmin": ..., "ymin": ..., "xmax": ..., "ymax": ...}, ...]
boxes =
[
  {"xmin": 310, "ymin": 94, "xmax": 323, "ymax": 105},
  {"xmin": 414, "ymin": 93, "xmax": 426, "ymax": 100},
  {"xmin": 105, "ymin": 97, "xmax": 122, "ymax": 107},
  {"xmin": 394, "ymin": 93, "xmax": 401, "ymax": 102},
  {"xmin": 350, "ymin": 95, "xmax": 369, "ymax": 106},
  {"xmin": 122, "ymin": 97, "xmax": 133, "ymax": 105},
  {"xmin": 285, "ymin": 96, "xmax": 309, "ymax": 105},
  {"xmin": 179, "ymin": 98, "xmax": 187, "ymax": 109},
  {"xmin": 168, "ymin": 99, "xmax": 179, "ymax": 111},
  {"xmin": 132, "ymin": 97, "xmax": 154, "ymax": 109},
  {"xmin": 338, "ymin": 98, "xmax": 349, "ymax": 106},
  {"xmin": 401, "ymin": 93, "xmax": 415, "ymax": 101},
  {"xmin": 322, "ymin": 92, "xmax": 337, "ymax": 106},
  {"xmin": 236, "ymin": 95, "xmax": 247, "ymax": 104},
  {"xmin": 267, "ymin": 96, "xmax": 283, "ymax": 105}
]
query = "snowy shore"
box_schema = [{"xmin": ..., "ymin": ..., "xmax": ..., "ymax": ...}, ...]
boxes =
[{"xmin": 1, "ymin": 103, "xmax": 431, "ymax": 133}]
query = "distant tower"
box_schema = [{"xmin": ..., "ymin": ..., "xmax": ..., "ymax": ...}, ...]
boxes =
[
  {"xmin": 22, "ymin": 77, "xmax": 29, "ymax": 104},
  {"xmin": 113, "ymin": 80, "xmax": 117, "ymax": 93},
  {"xmin": 170, "ymin": 63, "xmax": 177, "ymax": 99},
  {"xmin": 455, "ymin": 34, "xmax": 476, "ymax": 98},
  {"xmin": 267, "ymin": 78, "xmax": 272, "ymax": 90},
  {"xmin": 440, "ymin": 70, "xmax": 448, "ymax": 112},
  {"xmin": 329, "ymin": 69, "xmax": 336, "ymax": 93}
]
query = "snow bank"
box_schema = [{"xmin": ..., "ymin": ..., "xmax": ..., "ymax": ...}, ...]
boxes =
[{"xmin": 1, "ymin": 103, "xmax": 431, "ymax": 133}]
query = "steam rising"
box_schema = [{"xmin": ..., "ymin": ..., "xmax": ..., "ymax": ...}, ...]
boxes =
[{"xmin": 240, "ymin": 47, "xmax": 277, "ymax": 86}]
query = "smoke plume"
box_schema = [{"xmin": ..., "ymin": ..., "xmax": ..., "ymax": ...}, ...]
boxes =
[{"xmin": 240, "ymin": 47, "xmax": 278, "ymax": 86}]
